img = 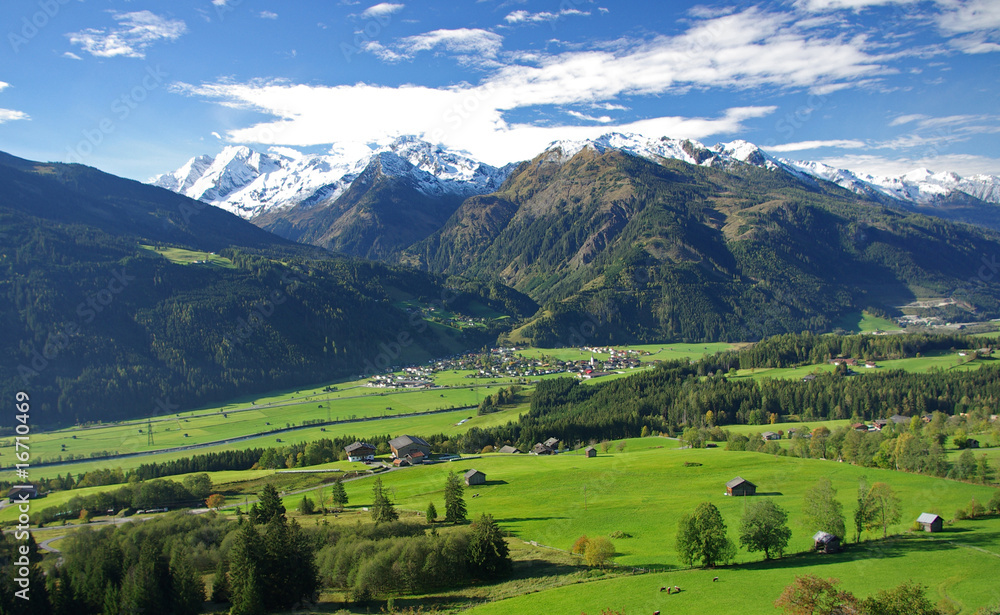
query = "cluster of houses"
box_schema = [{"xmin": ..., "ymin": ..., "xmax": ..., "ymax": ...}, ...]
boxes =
[{"xmin": 365, "ymin": 374, "xmax": 434, "ymax": 388}]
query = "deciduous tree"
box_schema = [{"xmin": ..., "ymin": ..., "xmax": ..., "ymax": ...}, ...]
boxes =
[
  {"xmin": 739, "ymin": 499, "xmax": 791, "ymax": 560},
  {"xmin": 864, "ymin": 482, "xmax": 901, "ymax": 539},
  {"xmin": 803, "ymin": 478, "xmax": 846, "ymax": 539},
  {"xmin": 676, "ymin": 502, "xmax": 735, "ymax": 568}
]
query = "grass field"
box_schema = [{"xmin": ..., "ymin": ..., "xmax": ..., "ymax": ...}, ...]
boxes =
[
  {"xmin": 516, "ymin": 342, "xmax": 738, "ymax": 364},
  {"xmin": 317, "ymin": 441, "xmax": 998, "ymax": 614},
  {"xmin": 728, "ymin": 353, "xmax": 995, "ymax": 382},
  {"xmin": 20, "ymin": 405, "xmax": 524, "ymax": 484},
  {"xmin": 139, "ymin": 244, "xmax": 236, "ymax": 268}
]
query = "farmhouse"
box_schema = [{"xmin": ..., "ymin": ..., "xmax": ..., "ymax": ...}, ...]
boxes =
[
  {"xmin": 850, "ymin": 423, "xmax": 868, "ymax": 432},
  {"xmin": 917, "ymin": 513, "xmax": 943, "ymax": 532},
  {"xmin": 813, "ymin": 531, "xmax": 842, "ymax": 553},
  {"xmin": 544, "ymin": 437, "xmax": 560, "ymax": 450},
  {"xmin": 889, "ymin": 414, "xmax": 909, "ymax": 425},
  {"xmin": 872, "ymin": 419, "xmax": 890, "ymax": 430},
  {"xmin": 966, "ymin": 439, "xmax": 980, "ymax": 449},
  {"xmin": 344, "ymin": 441, "xmax": 376, "ymax": 462},
  {"xmin": 464, "ymin": 469, "xmax": 486, "ymax": 486},
  {"xmin": 726, "ymin": 477, "xmax": 756, "ymax": 496},
  {"xmin": 531, "ymin": 443, "xmax": 554, "ymax": 455},
  {"xmin": 584, "ymin": 446, "xmax": 597, "ymax": 457},
  {"xmin": 498, "ymin": 445, "xmax": 522, "ymax": 454},
  {"xmin": 389, "ymin": 435, "xmax": 431, "ymax": 459},
  {"xmin": 405, "ymin": 451, "xmax": 426, "ymax": 465},
  {"xmin": 761, "ymin": 431, "xmax": 780, "ymax": 441},
  {"xmin": 7, "ymin": 486, "xmax": 39, "ymax": 503}
]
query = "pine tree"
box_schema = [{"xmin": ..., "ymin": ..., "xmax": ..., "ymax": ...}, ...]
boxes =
[
  {"xmin": 170, "ymin": 552, "xmax": 205, "ymax": 615},
  {"xmin": 211, "ymin": 559, "xmax": 230, "ymax": 603},
  {"xmin": 370, "ymin": 477, "xmax": 398, "ymax": 525},
  {"xmin": 444, "ymin": 471, "xmax": 467, "ymax": 524},
  {"xmin": 426, "ymin": 501, "xmax": 438, "ymax": 523},
  {"xmin": 228, "ymin": 522, "xmax": 266, "ymax": 615},
  {"xmin": 330, "ymin": 477, "xmax": 348, "ymax": 511},
  {"xmin": 467, "ymin": 513, "xmax": 511, "ymax": 577},
  {"xmin": 251, "ymin": 483, "xmax": 286, "ymax": 524}
]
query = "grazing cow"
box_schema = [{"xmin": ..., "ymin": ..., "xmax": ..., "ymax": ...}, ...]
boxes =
[
  {"xmin": 674, "ymin": 586, "xmax": 680, "ymax": 593},
  {"xmin": 659, "ymin": 586, "xmax": 666, "ymax": 592},
  {"xmin": 713, "ymin": 576, "xmax": 719, "ymax": 582}
]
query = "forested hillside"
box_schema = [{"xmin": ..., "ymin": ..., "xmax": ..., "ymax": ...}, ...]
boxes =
[
  {"xmin": 411, "ymin": 147, "xmax": 1000, "ymax": 345},
  {"xmin": 0, "ymin": 152, "xmax": 535, "ymax": 426}
]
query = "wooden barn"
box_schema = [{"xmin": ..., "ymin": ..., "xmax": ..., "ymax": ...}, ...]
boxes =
[
  {"xmin": 813, "ymin": 531, "xmax": 842, "ymax": 553},
  {"xmin": 917, "ymin": 513, "xmax": 943, "ymax": 532},
  {"xmin": 464, "ymin": 469, "xmax": 486, "ymax": 486},
  {"xmin": 543, "ymin": 437, "xmax": 560, "ymax": 450},
  {"xmin": 583, "ymin": 446, "xmax": 597, "ymax": 457},
  {"xmin": 726, "ymin": 477, "xmax": 757, "ymax": 496},
  {"xmin": 531, "ymin": 443, "xmax": 554, "ymax": 455},
  {"xmin": 498, "ymin": 445, "xmax": 522, "ymax": 454},
  {"xmin": 344, "ymin": 441, "xmax": 376, "ymax": 462},
  {"xmin": 389, "ymin": 435, "xmax": 431, "ymax": 459}
]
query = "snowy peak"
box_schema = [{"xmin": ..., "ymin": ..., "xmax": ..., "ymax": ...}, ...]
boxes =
[{"xmin": 152, "ymin": 137, "xmax": 513, "ymax": 219}]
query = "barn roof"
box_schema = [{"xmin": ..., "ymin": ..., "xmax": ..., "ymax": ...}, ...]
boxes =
[
  {"xmin": 498, "ymin": 445, "xmax": 520, "ymax": 454},
  {"xmin": 813, "ymin": 531, "xmax": 838, "ymax": 543},
  {"xmin": 917, "ymin": 513, "xmax": 942, "ymax": 524},
  {"xmin": 345, "ymin": 441, "xmax": 375, "ymax": 452},
  {"xmin": 464, "ymin": 469, "xmax": 484, "ymax": 479},
  {"xmin": 726, "ymin": 476, "xmax": 755, "ymax": 489},
  {"xmin": 389, "ymin": 435, "xmax": 430, "ymax": 449}
]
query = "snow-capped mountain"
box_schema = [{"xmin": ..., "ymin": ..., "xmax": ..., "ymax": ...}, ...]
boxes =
[
  {"xmin": 153, "ymin": 133, "xmax": 1000, "ymax": 233},
  {"xmin": 537, "ymin": 132, "xmax": 1000, "ymax": 209},
  {"xmin": 151, "ymin": 136, "xmax": 514, "ymax": 220}
]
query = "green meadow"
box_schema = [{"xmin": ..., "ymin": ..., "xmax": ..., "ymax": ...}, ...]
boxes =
[
  {"xmin": 516, "ymin": 342, "xmax": 738, "ymax": 364},
  {"xmin": 318, "ymin": 442, "xmax": 998, "ymax": 613},
  {"xmin": 139, "ymin": 244, "xmax": 236, "ymax": 268}
]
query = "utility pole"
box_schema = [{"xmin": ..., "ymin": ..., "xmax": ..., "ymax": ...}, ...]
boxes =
[{"xmin": 147, "ymin": 418, "xmax": 154, "ymax": 446}]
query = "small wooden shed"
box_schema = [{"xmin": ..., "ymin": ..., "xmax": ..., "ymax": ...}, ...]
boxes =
[
  {"xmin": 726, "ymin": 476, "xmax": 757, "ymax": 496},
  {"xmin": 813, "ymin": 531, "xmax": 841, "ymax": 553},
  {"xmin": 583, "ymin": 446, "xmax": 597, "ymax": 458},
  {"xmin": 464, "ymin": 469, "xmax": 486, "ymax": 486},
  {"xmin": 917, "ymin": 513, "xmax": 943, "ymax": 533}
]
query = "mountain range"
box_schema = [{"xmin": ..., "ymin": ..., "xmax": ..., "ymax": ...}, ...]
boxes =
[
  {"xmin": 153, "ymin": 133, "xmax": 1000, "ymax": 235},
  {"xmin": 154, "ymin": 134, "xmax": 1000, "ymax": 347},
  {"xmin": 0, "ymin": 151, "xmax": 534, "ymax": 426}
]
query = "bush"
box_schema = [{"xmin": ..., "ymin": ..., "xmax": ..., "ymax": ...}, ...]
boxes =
[
  {"xmin": 988, "ymin": 490, "xmax": 1000, "ymax": 514},
  {"xmin": 571, "ymin": 535, "xmax": 589, "ymax": 555},
  {"xmin": 584, "ymin": 536, "xmax": 615, "ymax": 568}
]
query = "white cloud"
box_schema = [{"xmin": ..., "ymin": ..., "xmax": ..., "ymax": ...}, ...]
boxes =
[
  {"xmin": 174, "ymin": 78, "xmax": 776, "ymax": 165},
  {"xmin": 567, "ymin": 110, "xmax": 613, "ymax": 123},
  {"xmin": 364, "ymin": 28, "xmax": 504, "ymax": 65},
  {"xmin": 360, "ymin": 3, "xmax": 404, "ymax": 19},
  {"xmin": 0, "ymin": 108, "xmax": 29, "ymax": 123},
  {"xmin": 175, "ymin": 8, "xmax": 888, "ymax": 164},
  {"xmin": 937, "ymin": 0, "xmax": 1000, "ymax": 34},
  {"xmin": 62, "ymin": 51, "xmax": 83, "ymax": 60},
  {"xmin": 765, "ymin": 139, "xmax": 867, "ymax": 152},
  {"xmin": 211, "ymin": 131, "xmax": 222, "ymax": 139},
  {"xmin": 260, "ymin": 11, "xmax": 278, "ymax": 19},
  {"xmin": 816, "ymin": 153, "xmax": 1000, "ymax": 177},
  {"xmin": 889, "ymin": 113, "xmax": 927, "ymax": 126},
  {"xmin": 793, "ymin": 0, "xmax": 920, "ymax": 11},
  {"xmin": 211, "ymin": 0, "xmax": 228, "ymax": 6},
  {"xmin": 504, "ymin": 8, "xmax": 590, "ymax": 24},
  {"xmin": 0, "ymin": 81, "xmax": 7, "ymax": 93},
  {"xmin": 67, "ymin": 11, "xmax": 186, "ymax": 59}
]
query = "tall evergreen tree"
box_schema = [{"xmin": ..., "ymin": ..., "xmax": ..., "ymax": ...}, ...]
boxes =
[
  {"xmin": 251, "ymin": 483, "xmax": 286, "ymax": 525},
  {"xmin": 331, "ymin": 477, "xmax": 348, "ymax": 511},
  {"xmin": 211, "ymin": 558, "xmax": 230, "ymax": 603},
  {"xmin": 466, "ymin": 513, "xmax": 512, "ymax": 578},
  {"xmin": 370, "ymin": 477, "xmax": 398, "ymax": 525},
  {"xmin": 444, "ymin": 471, "xmax": 467, "ymax": 524},
  {"xmin": 228, "ymin": 522, "xmax": 265, "ymax": 615}
]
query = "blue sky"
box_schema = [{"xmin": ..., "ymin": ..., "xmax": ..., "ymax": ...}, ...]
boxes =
[{"xmin": 1, "ymin": 0, "xmax": 998, "ymax": 180}]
